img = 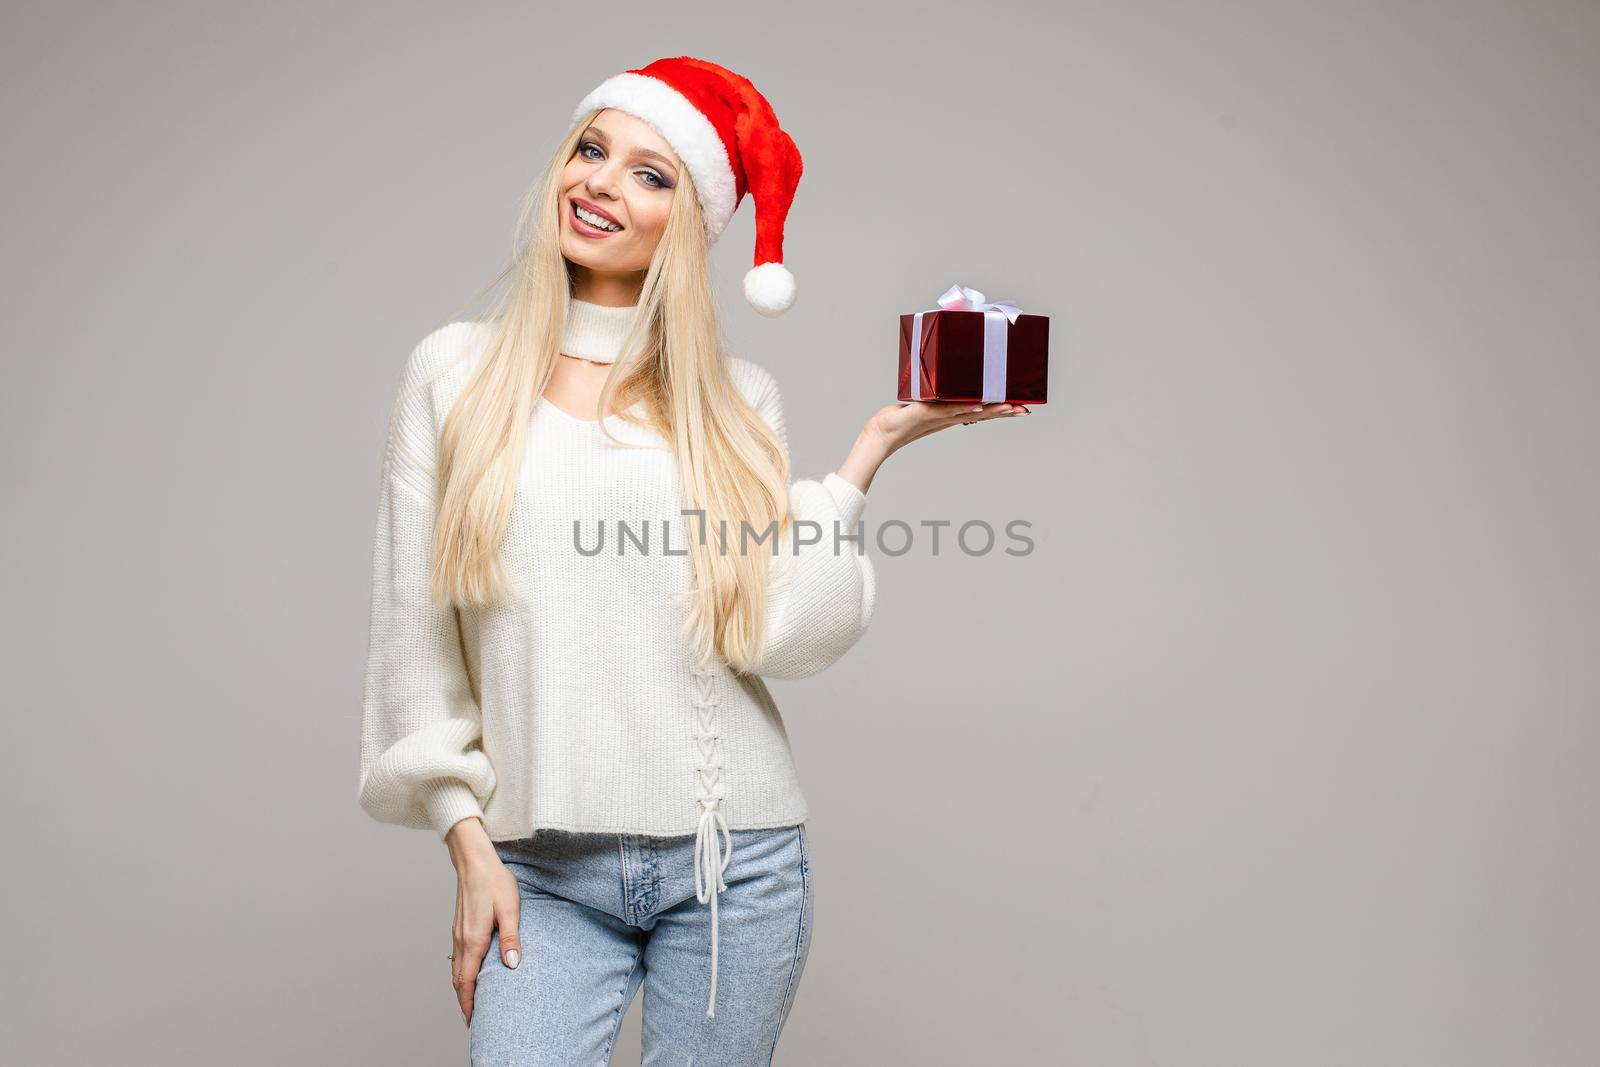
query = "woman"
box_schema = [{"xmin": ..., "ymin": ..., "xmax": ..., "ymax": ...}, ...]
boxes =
[{"xmin": 357, "ymin": 56, "xmax": 1028, "ymax": 1064}]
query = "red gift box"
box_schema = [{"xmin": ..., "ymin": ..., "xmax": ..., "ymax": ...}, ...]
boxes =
[{"xmin": 897, "ymin": 284, "xmax": 1048, "ymax": 404}]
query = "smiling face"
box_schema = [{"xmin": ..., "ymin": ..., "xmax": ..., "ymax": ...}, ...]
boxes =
[{"xmin": 559, "ymin": 109, "xmax": 682, "ymax": 281}]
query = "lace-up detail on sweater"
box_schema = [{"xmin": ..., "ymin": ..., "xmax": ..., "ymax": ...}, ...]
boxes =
[{"xmin": 690, "ymin": 661, "xmax": 733, "ymax": 1018}]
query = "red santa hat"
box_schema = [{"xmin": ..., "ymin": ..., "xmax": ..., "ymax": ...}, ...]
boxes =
[{"xmin": 572, "ymin": 56, "xmax": 803, "ymax": 317}]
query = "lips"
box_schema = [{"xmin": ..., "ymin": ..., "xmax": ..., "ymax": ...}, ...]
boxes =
[{"xmin": 571, "ymin": 197, "xmax": 623, "ymax": 232}]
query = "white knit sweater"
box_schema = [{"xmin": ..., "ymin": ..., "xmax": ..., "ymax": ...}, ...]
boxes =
[{"xmin": 357, "ymin": 299, "xmax": 876, "ymax": 1014}]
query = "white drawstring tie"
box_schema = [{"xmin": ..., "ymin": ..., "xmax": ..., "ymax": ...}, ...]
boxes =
[{"xmin": 694, "ymin": 797, "xmax": 733, "ymax": 1018}]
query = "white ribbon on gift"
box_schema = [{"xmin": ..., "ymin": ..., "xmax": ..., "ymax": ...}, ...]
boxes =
[{"xmin": 908, "ymin": 283, "xmax": 1024, "ymax": 403}]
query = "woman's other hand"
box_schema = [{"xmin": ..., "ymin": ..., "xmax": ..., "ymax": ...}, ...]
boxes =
[
  {"xmin": 444, "ymin": 818, "xmax": 522, "ymax": 1027},
  {"xmin": 867, "ymin": 400, "xmax": 1030, "ymax": 455},
  {"xmin": 832, "ymin": 400, "xmax": 1028, "ymax": 497}
]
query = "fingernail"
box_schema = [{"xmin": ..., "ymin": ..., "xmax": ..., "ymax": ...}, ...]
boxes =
[
  {"xmin": 970, "ymin": 405, "xmax": 984, "ymax": 412},
  {"xmin": 506, "ymin": 949, "xmax": 520, "ymax": 968}
]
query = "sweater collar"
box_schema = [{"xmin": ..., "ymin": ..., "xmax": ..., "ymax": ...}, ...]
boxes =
[{"xmin": 561, "ymin": 297, "xmax": 640, "ymax": 364}]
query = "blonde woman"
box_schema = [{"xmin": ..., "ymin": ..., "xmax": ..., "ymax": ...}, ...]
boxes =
[{"xmin": 357, "ymin": 56, "xmax": 1028, "ymax": 1064}]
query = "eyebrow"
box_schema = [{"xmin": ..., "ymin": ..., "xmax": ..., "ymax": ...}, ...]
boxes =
[{"xmin": 582, "ymin": 126, "xmax": 679, "ymax": 172}]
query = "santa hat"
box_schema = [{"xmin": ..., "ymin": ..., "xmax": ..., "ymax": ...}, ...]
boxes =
[{"xmin": 571, "ymin": 56, "xmax": 803, "ymax": 317}]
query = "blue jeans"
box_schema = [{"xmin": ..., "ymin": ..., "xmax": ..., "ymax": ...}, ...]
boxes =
[{"xmin": 469, "ymin": 823, "xmax": 814, "ymax": 1066}]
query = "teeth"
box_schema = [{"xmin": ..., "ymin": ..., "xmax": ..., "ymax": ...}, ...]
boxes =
[{"xmin": 575, "ymin": 205, "xmax": 620, "ymax": 231}]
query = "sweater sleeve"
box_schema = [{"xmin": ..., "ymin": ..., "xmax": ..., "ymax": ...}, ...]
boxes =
[
  {"xmin": 357, "ymin": 324, "xmax": 497, "ymax": 839},
  {"xmin": 741, "ymin": 363, "xmax": 879, "ymax": 680}
]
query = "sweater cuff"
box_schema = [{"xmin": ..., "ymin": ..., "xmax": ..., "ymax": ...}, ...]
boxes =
[
  {"xmin": 421, "ymin": 779, "xmax": 486, "ymax": 840},
  {"xmin": 822, "ymin": 472, "xmax": 869, "ymax": 532}
]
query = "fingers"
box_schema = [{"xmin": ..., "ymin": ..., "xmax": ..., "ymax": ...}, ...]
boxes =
[
  {"xmin": 880, "ymin": 400, "xmax": 1029, "ymax": 450},
  {"xmin": 937, "ymin": 402, "xmax": 1027, "ymax": 422},
  {"xmin": 898, "ymin": 404, "xmax": 1015, "ymax": 443},
  {"xmin": 451, "ymin": 866, "xmax": 522, "ymax": 1028},
  {"xmin": 934, "ymin": 402, "xmax": 1029, "ymax": 431},
  {"xmin": 908, "ymin": 402, "xmax": 1007, "ymax": 433},
  {"xmin": 497, "ymin": 896, "xmax": 522, "ymax": 970},
  {"xmin": 454, "ymin": 927, "xmax": 489, "ymax": 1027}
]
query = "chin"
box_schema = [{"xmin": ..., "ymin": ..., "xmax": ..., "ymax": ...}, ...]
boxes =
[
  {"xmin": 559, "ymin": 231, "xmax": 598, "ymax": 266},
  {"xmin": 562, "ymin": 244, "xmax": 612, "ymax": 271}
]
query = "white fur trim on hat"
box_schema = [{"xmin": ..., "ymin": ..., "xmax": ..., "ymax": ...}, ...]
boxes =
[
  {"xmin": 572, "ymin": 73, "xmax": 739, "ymax": 246},
  {"xmin": 744, "ymin": 262, "xmax": 796, "ymax": 317}
]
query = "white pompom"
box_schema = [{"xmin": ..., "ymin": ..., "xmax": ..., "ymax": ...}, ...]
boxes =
[{"xmin": 744, "ymin": 262, "xmax": 796, "ymax": 317}]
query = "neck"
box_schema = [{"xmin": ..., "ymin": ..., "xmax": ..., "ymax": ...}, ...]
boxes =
[
  {"xmin": 570, "ymin": 267, "xmax": 645, "ymax": 308},
  {"xmin": 561, "ymin": 295, "xmax": 639, "ymax": 364}
]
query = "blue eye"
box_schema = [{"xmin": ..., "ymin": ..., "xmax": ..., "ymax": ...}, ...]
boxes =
[{"xmin": 579, "ymin": 141, "xmax": 672, "ymax": 190}]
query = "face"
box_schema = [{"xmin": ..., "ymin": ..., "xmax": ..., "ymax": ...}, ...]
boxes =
[{"xmin": 559, "ymin": 109, "xmax": 682, "ymax": 275}]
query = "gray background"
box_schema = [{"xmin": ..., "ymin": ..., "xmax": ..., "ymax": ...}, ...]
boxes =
[{"xmin": 2, "ymin": 1, "xmax": 1596, "ymax": 1063}]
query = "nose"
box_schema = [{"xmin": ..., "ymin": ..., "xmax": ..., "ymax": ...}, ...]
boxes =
[{"xmin": 585, "ymin": 156, "xmax": 625, "ymax": 202}]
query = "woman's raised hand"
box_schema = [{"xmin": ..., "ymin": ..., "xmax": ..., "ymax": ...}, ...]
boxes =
[
  {"xmin": 444, "ymin": 818, "xmax": 522, "ymax": 1028},
  {"xmin": 867, "ymin": 400, "xmax": 1030, "ymax": 454}
]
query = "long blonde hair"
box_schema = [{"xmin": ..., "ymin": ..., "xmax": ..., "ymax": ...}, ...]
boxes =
[{"xmin": 426, "ymin": 109, "xmax": 791, "ymax": 674}]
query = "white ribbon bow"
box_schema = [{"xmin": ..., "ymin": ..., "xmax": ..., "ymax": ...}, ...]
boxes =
[
  {"xmin": 909, "ymin": 283, "xmax": 1024, "ymax": 403},
  {"xmin": 935, "ymin": 282, "xmax": 1023, "ymax": 324}
]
